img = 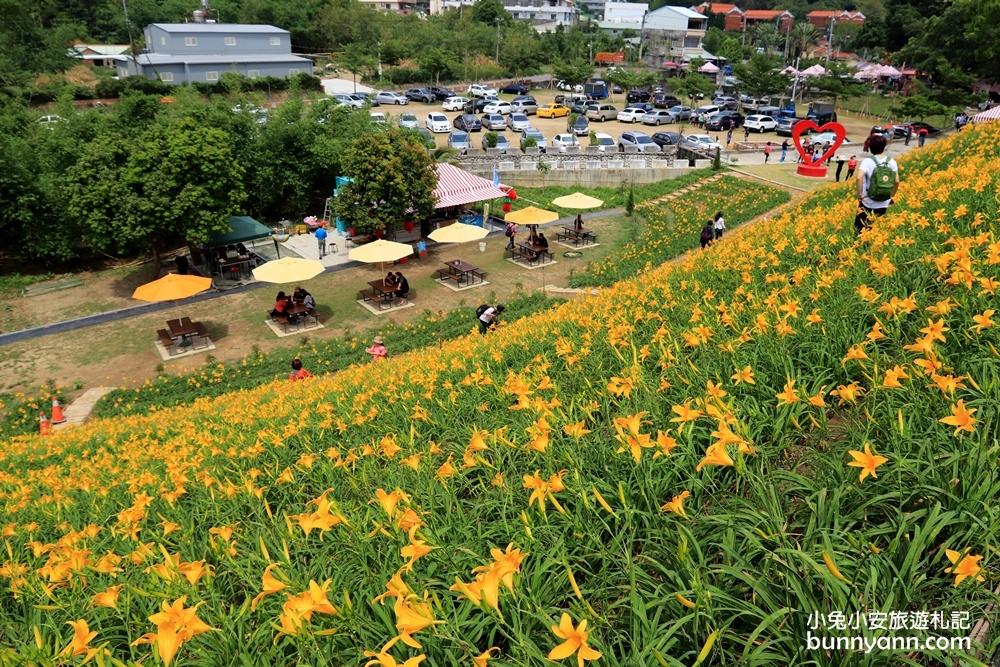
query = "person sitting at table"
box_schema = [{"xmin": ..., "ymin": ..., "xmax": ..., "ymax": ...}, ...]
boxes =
[
  {"xmin": 536, "ymin": 233, "xmax": 549, "ymax": 250},
  {"xmin": 574, "ymin": 214, "xmax": 584, "ymax": 231},
  {"xmin": 528, "ymin": 226, "xmax": 540, "ymax": 244},
  {"xmin": 384, "ymin": 272, "xmax": 398, "ymax": 290},
  {"xmin": 301, "ymin": 290, "xmax": 316, "ymax": 311},
  {"xmin": 292, "ymin": 286, "xmax": 306, "ymax": 304},
  {"xmin": 236, "ymin": 243, "xmax": 249, "ymax": 256},
  {"xmin": 289, "ymin": 358, "xmax": 312, "ymax": 381},
  {"xmin": 270, "ymin": 291, "xmax": 289, "ymax": 318},
  {"xmin": 394, "ymin": 271, "xmax": 410, "ymax": 305},
  {"xmin": 366, "ymin": 336, "xmax": 388, "ymax": 362}
]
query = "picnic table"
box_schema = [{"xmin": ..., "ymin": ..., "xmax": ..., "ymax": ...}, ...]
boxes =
[
  {"xmin": 158, "ymin": 317, "xmax": 210, "ymax": 355},
  {"xmin": 359, "ymin": 279, "xmax": 407, "ymax": 311},
  {"xmin": 287, "ymin": 303, "xmax": 320, "ymax": 329},
  {"xmin": 507, "ymin": 241, "xmax": 554, "ymax": 266},
  {"xmin": 436, "ymin": 260, "xmax": 486, "ymax": 286},
  {"xmin": 217, "ymin": 255, "xmax": 254, "ymax": 280},
  {"xmin": 556, "ymin": 226, "xmax": 597, "ymax": 246}
]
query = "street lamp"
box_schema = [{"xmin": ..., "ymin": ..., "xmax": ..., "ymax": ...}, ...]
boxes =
[{"xmin": 495, "ymin": 18, "xmax": 502, "ymax": 65}]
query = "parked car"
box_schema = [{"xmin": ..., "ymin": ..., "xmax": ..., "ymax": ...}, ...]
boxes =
[
  {"xmin": 705, "ymin": 111, "xmax": 744, "ymax": 131},
  {"xmin": 330, "ymin": 93, "xmax": 364, "ymax": 109},
  {"xmin": 666, "ymin": 105, "xmax": 692, "ymax": 122},
  {"xmin": 642, "ymin": 109, "xmax": 674, "ymax": 126},
  {"xmin": 611, "ymin": 84, "xmax": 623, "ymax": 94},
  {"xmin": 810, "ymin": 131, "xmax": 852, "ymax": 146},
  {"xmin": 429, "ymin": 86, "xmax": 454, "ymax": 101},
  {"xmin": 651, "ymin": 131, "xmax": 681, "ymax": 148},
  {"xmin": 425, "ymin": 112, "xmax": 452, "ymax": 133},
  {"xmin": 627, "ymin": 89, "xmax": 652, "ymax": 103},
  {"xmin": 537, "ymin": 104, "xmax": 571, "ymax": 118},
  {"xmin": 551, "ymin": 133, "xmax": 580, "ymax": 152},
  {"xmin": 806, "ymin": 101, "xmax": 837, "ymax": 124},
  {"xmin": 713, "ymin": 96, "xmax": 739, "ymax": 111},
  {"xmin": 37, "ymin": 114, "xmax": 67, "ymax": 127},
  {"xmin": 231, "ymin": 105, "xmax": 268, "ymax": 124},
  {"xmin": 744, "ymin": 114, "xmax": 778, "ymax": 133},
  {"xmin": 693, "ymin": 104, "xmax": 721, "ymax": 118},
  {"xmin": 398, "ymin": 112, "xmax": 419, "ymax": 129},
  {"xmin": 776, "ymin": 117, "xmax": 806, "ymax": 136},
  {"xmin": 483, "ymin": 133, "xmax": 510, "ymax": 153},
  {"xmin": 499, "ymin": 82, "xmax": 530, "ymax": 95},
  {"xmin": 405, "ymin": 88, "xmax": 435, "ymax": 103},
  {"xmin": 443, "ymin": 96, "xmax": 469, "ymax": 111},
  {"xmin": 653, "ymin": 94, "xmax": 681, "ymax": 109},
  {"xmin": 448, "ymin": 130, "xmax": 471, "ymax": 154},
  {"xmin": 520, "ymin": 127, "xmax": 547, "ymax": 152},
  {"xmin": 369, "ymin": 111, "xmax": 386, "ymax": 123},
  {"xmin": 349, "ymin": 93, "xmax": 373, "ymax": 107},
  {"xmin": 585, "ymin": 104, "xmax": 618, "ymax": 122},
  {"xmin": 570, "ymin": 98, "xmax": 590, "ymax": 114},
  {"xmin": 455, "ymin": 114, "xmax": 482, "ymax": 132},
  {"xmin": 592, "ymin": 132, "xmax": 616, "ymax": 152},
  {"xmin": 681, "ymin": 133, "xmax": 722, "ymax": 151},
  {"xmin": 483, "ymin": 100, "xmax": 512, "ymax": 115},
  {"xmin": 508, "ymin": 112, "xmax": 531, "ymax": 132},
  {"xmin": 468, "ymin": 83, "xmax": 499, "ymax": 98},
  {"xmin": 464, "ymin": 97, "xmax": 496, "ymax": 114},
  {"xmin": 481, "ymin": 113, "xmax": 507, "ymax": 130},
  {"xmin": 617, "ymin": 106, "xmax": 647, "ymax": 123},
  {"xmin": 416, "ymin": 128, "xmax": 435, "ymax": 148},
  {"xmin": 902, "ymin": 121, "xmax": 941, "ymax": 135},
  {"xmin": 571, "ymin": 115, "xmax": 590, "ymax": 136},
  {"xmin": 376, "ymin": 91, "xmax": 408, "ymax": 105},
  {"xmin": 618, "ymin": 131, "xmax": 661, "ymax": 152},
  {"xmin": 510, "ymin": 98, "xmax": 539, "ymax": 115}
]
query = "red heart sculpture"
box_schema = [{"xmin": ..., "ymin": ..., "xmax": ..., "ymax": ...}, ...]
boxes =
[{"xmin": 792, "ymin": 120, "xmax": 846, "ymax": 165}]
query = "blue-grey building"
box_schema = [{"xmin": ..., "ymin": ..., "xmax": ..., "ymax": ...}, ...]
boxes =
[{"xmin": 114, "ymin": 23, "xmax": 313, "ymax": 84}]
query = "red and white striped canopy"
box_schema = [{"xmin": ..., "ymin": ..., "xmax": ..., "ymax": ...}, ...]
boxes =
[
  {"xmin": 432, "ymin": 163, "xmax": 508, "ymax": 209},
  {"xmin": 973, "ymin": 105, "xmax": 1000, "ymax": 123}
]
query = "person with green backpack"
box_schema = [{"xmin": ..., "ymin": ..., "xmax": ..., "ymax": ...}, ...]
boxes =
[{"xmin": 854, "ymin": 134, "xmax": 899, "ymax": 235}]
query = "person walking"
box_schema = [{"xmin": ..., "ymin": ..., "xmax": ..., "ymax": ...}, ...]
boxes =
[
  {"xmin": 846, "ymin": 155, "xmax": 858, "ymax": 180},
  {"xmin": 504, "ymin": 221, "xmax": 517, "ymax": 250},
  {"xmin": 713, "ymin": 211, "xmax": 725, "ymax": 240},
  {"xmin": 726, "ymin": 129, "xmax": 733, "ymax": 150},
  {"xmin": 824, "ymin": 142, "xmax": 832, "ymax": 164},
  {"xmin": 904, "ymin": 125, "xmax": 912, "ymax": 146},
  {"xmin": 780, "ymin": 139, "xmax": 789, "ymax": 162},
  {"xmin": 917, "ymin": 127, "xmax": 928, "ymax": 147},
  {"xmin": 743, "ymin": 126, "xmax": 750, "ymax": 142},
  {"xmin": 315, "ymin": 225, "xmax": 328, "ymax": 259},
  {"xmin": 700, "ymin": 221, "xmax": 714, "ymax": 249},
  {"xmin": 854, "ymin": 134, "xmax": 899, "ymax": 236},
  {"xmin": 763, "ymin": 141, "xmax": 772, "ymax": 164},
  {"xmin": 834, "ymin": 154, "xmax": 846, "ymax": 182}
]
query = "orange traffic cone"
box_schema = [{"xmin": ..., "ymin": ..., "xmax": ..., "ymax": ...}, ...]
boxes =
[
  {"xmin": 51, "ymin": 398, "xmax": 67, "ymax": 424},
  {"xmin": 39, "ymin": 412, "xmax": 51, "ymax": 436}
]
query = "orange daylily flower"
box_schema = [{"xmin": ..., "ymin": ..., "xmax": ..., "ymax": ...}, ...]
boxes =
[
  {"xmin": 775, "ymin": 378, "xmax": 801, "ymax": 406},
  {"xmin": 939, "ymin": 400, "xmax": 978, "ymax": 435},
  {"xmin": 846, "ymin": 443, "xmax": 888, "ymax": 483},
  {"xmin": 696, "ymin": 443, "xmax": 734, "ymax": 471},
  {"xmin": 60, "ymin": 619, "xmax": 97, "ymax": 658},
  {"xmin": 548, "ymin": 613, "xmax": 602, "ymax": 667},
  {"xmin": 251, "ymin": 564, "xmax": 287, "ymax": 611},
  {"xmin": 660, "ymin": 490, "xmax": 691, "ymax": 517},
  {"xmin": 944, "ymin": 549, "xmax": 985, "ymax": 588}
]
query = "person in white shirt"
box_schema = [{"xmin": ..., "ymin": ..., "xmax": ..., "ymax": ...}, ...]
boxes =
[
  {"xmin": 854, "ymin": 134, "xmax": 899, "ymax": 235},
  {"xmin": 713, "ymin": 211, "xmax": 726, "ymax": 240},
  {"xmin": 478, "ymin": 304, "xmax": 504, "ymax": 334}
]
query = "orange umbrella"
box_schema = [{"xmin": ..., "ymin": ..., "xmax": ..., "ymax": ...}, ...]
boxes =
[{"xmin": 132, "ymin": 273, "xmax": 213, "ymax": 302}]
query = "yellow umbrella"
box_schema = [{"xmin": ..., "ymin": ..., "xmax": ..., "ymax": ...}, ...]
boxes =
[
  {"xmin": 252, "ymin": 257, "xmax": 325, "ymax": 284},
  {"xmin": 132, "ymin": 273, "xmax": 213, "ymax": 302},
  {"xmin": 551, "ymin": 192, "xmax": 604, "ymax": 209},
  {"xmin": 504, "ymin": 206, "xmax": 559, "ymax": 226},
  {"xmin": 428, "ymin": 223, "xmax": 489, "ymax": 244},
  {"xmin": 349, "ymin": 239, "xmax": 414, "ymax": 264}
]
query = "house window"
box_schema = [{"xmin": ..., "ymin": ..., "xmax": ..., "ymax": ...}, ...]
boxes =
[
  {"xmin": 160, "ymin": 72, "xmax": 174, "ymax": 82},
  {"xmin": 684, "ymin": 36, "xmax": 700, "ymax": 47},
  {"xmin": 225, "ymin": 37, "xmax": 236, "ymax": 46},
  {"xmin": 247, "ymin": 70, "xmax": 260, "ymax": 78},
  {"xmin": 551, "ymin": 13, "xmax": 556, "ymax": 18},
  {"xmin": 205, "ymin": 71, "xmax": 219, "ymax": 81},
  {"xmin": 270, "ymin": 36, "xmax": 281, "ymax": 45},
  {"xmin": 185, "ymin": 37, "xmax": 197, "ymax": 46},
  {"xmin": 160, "ymin": 36, "xmax": 166, "ymax": 46},
  {"xmin": 288, "ymin": 69, "xmax": 301, "ymax": 75}
]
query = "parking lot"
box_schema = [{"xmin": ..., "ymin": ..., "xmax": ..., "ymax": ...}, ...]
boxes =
[{"xmin": 373, "ymin": 87, "xmax": 882, "ymax": 156}]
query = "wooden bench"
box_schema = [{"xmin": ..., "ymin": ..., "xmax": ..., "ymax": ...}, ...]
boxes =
[
  {"xmin": 506, "ymin": 247, "xmax": 537, "ymax": 264},
  {"xmin": 435, "ymin": 269, "xmax": 463, "ymax": 283},
  {"xmin": 470, "ymin": 268, "xmax": 487, "ymax": 282},
  {"xmin": 270, "ymin": 313, "xmax": 300, "ymax": 332},
  {"xmin": 359, "ymin": 289, "xmax": 392, "ymax": 311},
  {"xmin": 157, "ymin": 329, "xmax": 179, "ymax": 356},
  {"xmin": 556, "ymin": 229, "xmax": 597, "ymax": 246},
  {"xmin": 193, "ymin": 322, "xmax": 211, "ymax": 348}
]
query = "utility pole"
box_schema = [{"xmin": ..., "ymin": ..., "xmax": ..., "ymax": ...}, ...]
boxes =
[
  {"xmin": 377, "ymin": 41, "xmax": 383, "ymax": 81},
  {"xmin": 825, "ymin": 16, "xmax": 835, "ymax": 65},
  {"xmin": 122, "ymin": 0, "xmax": 140, "ymax": 73},
  {"xmin": 495, "ymin": 17, "xmax": 502, "ymax": 65}
]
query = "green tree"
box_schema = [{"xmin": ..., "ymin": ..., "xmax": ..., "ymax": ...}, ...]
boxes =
[
  {"xmin": 68, "ymin": 118, "xmax": 246, "ymax": 276},
  {"xmin": 732, "ymin": 54, "xmax": 790, "ymax": 103},
  {"xmin": 811, "ymin": 61, "xmax": 866, "ymax": 107},
  {"xmin": 790, "ymin": 22, "xmax": 819, "ymax": 60},
  {"xmin": 604, "ymin": 68, "xmax": 656, "ymax": 102},
  {"xmin": 339, "ymin": 44, "xmax": 378, "ymax": 91},
  {"xmin": 894, "ymin": 96, "xmax": 948, "ymax": 122},
  {"xmin": 716, "ymin": 38, "xmax": 744, "ymax": 66},
  {"xmin": 418, "ymin": 47, "xmax": 458, "ymax": 86},
  {"xmin": 499, "ymin": 32, "xmax": 541, "ymax": 79},
  {"xmin": 671, "ymin": 73, "xmax": 715, "ymax": 107},
  {"xmin": 470, "ymin": 0, "xmax": 511, "ymax": 25},
  {"xmin": 552, "ymin": 61, "xmax": 595, "ymax": 87},
  {"xmin": 332, "ymin": 129, "xmax": 436, "ymax": 237}
]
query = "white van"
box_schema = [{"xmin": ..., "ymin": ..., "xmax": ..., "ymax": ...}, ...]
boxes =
[{"xmin": 693, "ymin": 104, "xmax": 720, "ymax": 118}]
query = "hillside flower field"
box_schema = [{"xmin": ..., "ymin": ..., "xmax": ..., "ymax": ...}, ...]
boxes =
[{"xmin": 1, "ymin": 123, "xmax": 1000, "ymax": 666}]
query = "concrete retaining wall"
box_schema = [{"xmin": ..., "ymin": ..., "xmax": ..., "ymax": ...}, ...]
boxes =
[{"xmin": 463, "ymin": 166, "xmax": 701, "ymax": 187}]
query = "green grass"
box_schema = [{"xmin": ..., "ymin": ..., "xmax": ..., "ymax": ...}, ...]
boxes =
[
  {"xmin": 839, "ymin": 94, "xmax": 952, "ymax": 129},
  {"xmin": 0, "ymin": 272, "xmax": 55, "ymax": 296}
]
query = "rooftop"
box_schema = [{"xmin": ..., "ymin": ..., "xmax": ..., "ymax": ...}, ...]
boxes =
[
  {"xmin": 147, "ymin": 23, "xmax": 289, "ymax": 34},
  {"xmin": 743, "ymin": 9, "xmax": 791, "ymax": 18},
  {"xmin": 692, "ymin": 2, "xmax": 736, "ymax": 13},
  {"xmin": 117, "ymin": 53, "xmax": 312, "ymax": 65}
]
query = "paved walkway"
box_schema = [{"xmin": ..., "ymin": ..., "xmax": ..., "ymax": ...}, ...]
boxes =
[{"xmin": 52, "ymin": 387, "xmax": 114, "ymax": 431}]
